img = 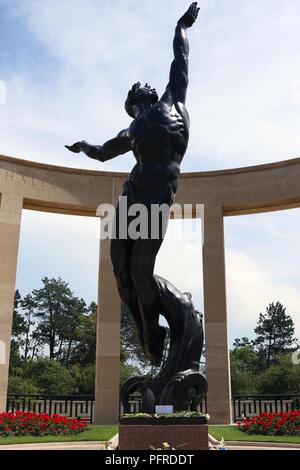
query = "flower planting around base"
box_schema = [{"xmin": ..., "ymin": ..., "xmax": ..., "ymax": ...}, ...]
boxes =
[
  {"xmin": 238, "ymin": 410, "xmax": 300, "ymax": 436},
  {"xmin": 0, "ymin": 411, "xmax": 88, "ymax": 437}
]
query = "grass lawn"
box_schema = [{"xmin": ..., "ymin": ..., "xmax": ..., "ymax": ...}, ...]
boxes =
[
  {"xmin": 0, "ymin": 425, "xmax": 118, "ymax": 446},
  {"xmin": 209, "ymin": 426, "xmax": 300, "ymax": 444}
]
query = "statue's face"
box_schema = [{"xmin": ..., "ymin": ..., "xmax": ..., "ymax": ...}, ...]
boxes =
[
  {"xmin": 131, "ymin": 90, "xmax": 155, "ymax": 116},
  {"xmin": 126, "ymin": 87, "xmax": 158, "ymax": 118}
]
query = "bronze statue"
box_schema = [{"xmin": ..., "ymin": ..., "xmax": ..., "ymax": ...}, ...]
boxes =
[{"xmin": 66, "ymin": 3, "xmax": 207, "ymax": 412}]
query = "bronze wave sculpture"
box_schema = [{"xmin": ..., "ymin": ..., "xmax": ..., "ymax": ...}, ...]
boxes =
[{"xmin": 66, "ymin": 2, "xmax": 207, "ymax": 412}]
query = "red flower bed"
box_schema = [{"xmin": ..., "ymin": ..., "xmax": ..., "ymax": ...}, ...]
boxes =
[
  {"xmin": 238, "ymin": 410, "xmax": 300, "ymax": 436},
  {"xmin": 0, "ymin": 411, "xmax": 88, "ymax": 437}
]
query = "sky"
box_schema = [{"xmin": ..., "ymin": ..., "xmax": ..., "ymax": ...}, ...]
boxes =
[{"xmin": 1, "ymin": 0, "xmax": 300, "ymax": 345}]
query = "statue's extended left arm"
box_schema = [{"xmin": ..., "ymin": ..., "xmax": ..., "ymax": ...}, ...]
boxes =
[{"xmin": 65, "ymin": 129, "xmax": 132, "ymax": 162}]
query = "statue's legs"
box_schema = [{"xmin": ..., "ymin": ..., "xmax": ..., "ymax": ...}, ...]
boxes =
[
  {"xmin": 130, "ymin": 237, "xmax": 167, "ymax": 365},
  {"xmin": 111, "ymin": 181, "xmax": 174, "ymax": 364},
  {"xmin": 110, "ymin": 206, "xmax": 144, "ymax": 347},
  {"xmin": 110, "ymin": 234, "xmax": 166, "ymax": 364}
]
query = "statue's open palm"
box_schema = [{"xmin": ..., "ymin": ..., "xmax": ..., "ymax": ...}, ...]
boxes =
[
  {"xmin": 65, "ymin": 142, "xmax": 81, "ymax": 153},
  {"xmin": 178, "ymin": 2, "xmax": 200, "ymax": 28}
]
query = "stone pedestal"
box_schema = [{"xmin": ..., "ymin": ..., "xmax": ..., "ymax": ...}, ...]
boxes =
[{"xmin": 119, "ymin": 424, "xmax": 209, "ymax": 451}]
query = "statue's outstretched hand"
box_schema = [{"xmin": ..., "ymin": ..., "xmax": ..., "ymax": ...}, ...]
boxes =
[
  {"xmin": 178, "ymin": 2, "xmax": 200, "ymax": 28},
  {"xmin": 65, "ymin": 142, "xmax": 81, "ymax": 153}
]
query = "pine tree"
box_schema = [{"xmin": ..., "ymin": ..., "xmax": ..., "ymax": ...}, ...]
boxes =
[{"xmin": 253, "ymin": 301, "xmax": 298, "ymax": 368}]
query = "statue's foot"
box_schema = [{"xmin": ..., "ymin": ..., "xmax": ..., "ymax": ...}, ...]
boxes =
[{"xmin": 143, "ymin": 325, "xmax": 167, "ymax": 366}]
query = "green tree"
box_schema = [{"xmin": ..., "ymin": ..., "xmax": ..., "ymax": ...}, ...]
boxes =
[
  {"xmin": 9, "ymin": 278, "xmax": 170, "ymax": 396},
  {"xmin": 256, "ymin": 354, "xmax": 300, "ymax": 394},
  {"xmin": 12, "ymin": 290, "xmax": 24, "ymax": 337},
  {"xmin": 29, "ymin": 277, "xmax": 87, "ymax": 361},
  {"xmin": 9, "ymin": 290, "xmax": 24, "ymax": 369},
  {"xmin": 25, "ymin": 358, "xmax": 77, "ymax": 394},
  {"xmin": 230, "ymin": 343, "xmax": 259, "ymax": 395},
  {"xmin": 233, "ymin": 337, "xmax": 253, "ymax": 348},
  {"xmin": 69, "ymin": 302, "xmax": 97, "ymax": 366},
  {"xmin": 8, "ymin": 374, "xmax": 39, "ymax": 394},
  {"xmin": 57, "ymin": 296, "xmax": 88, "ymax": 366},
  {"xmin": 20, "ymin": 293, "xmax": 43, "ymax": 360},
  {"xmin": 69, "ymin": 363, "xmax": 96, "ymax": 394},
  {"xmin": 253, "ymin": 301, "xmax": 298, "ymax": 368}
]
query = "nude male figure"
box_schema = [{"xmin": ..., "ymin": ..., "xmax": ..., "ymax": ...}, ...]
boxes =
[{"xmin": 66, "ymin": 3, "xmax": 200, "ymax": 365}]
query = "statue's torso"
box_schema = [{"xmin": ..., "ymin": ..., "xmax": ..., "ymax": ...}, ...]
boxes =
[
  {"xmin": 127, "ymin": 100, "xmax": 189, "ymax": 197},
  {"xmin": 129, "ymin": 101, "xmax": 189, "ymax": 164}
]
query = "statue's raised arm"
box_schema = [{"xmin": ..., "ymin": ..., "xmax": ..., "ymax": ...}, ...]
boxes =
[{"xmin": 165, "ymin": 2, "xmax": 200, "ymax": 105}]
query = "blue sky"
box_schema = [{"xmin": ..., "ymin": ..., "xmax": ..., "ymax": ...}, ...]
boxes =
[{"xmin": 1, "ymin": 0, "xmax": 300, "ymax": 344}]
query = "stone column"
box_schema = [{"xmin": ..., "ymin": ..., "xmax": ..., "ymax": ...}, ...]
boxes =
[
  {"xmin": 202, "ymin": 205, "xmax": 232, "ymax": 424},
  {"xmin": 0, "ymin": 193, "xmax": 23, "ymax": 412},
  {"xmin": 94, "ymin": 235, "xmax": 121, "ymax": 425}
]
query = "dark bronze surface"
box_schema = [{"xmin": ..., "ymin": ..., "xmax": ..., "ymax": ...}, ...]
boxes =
[{"xmin": 66, "ymin": 3, "xmax": 207, "ymax": 412}]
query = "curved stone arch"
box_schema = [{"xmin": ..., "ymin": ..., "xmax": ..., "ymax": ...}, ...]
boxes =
[
  {"xmin": 1, "ymin": 153, "xmax": 300, "ymax": 424},
  {"xmin": 1, "ymin": 154, "xmax": 300, "ymax": 215}
]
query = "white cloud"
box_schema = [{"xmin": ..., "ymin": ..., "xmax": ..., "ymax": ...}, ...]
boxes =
[
  {"xmin": 154, "ymin": 219, "xmax": 203, "ymax": 310},
  {"xmin": 16, "ymin": 210, "xmax": 100, "ymax": 303},
  {"xmin": 225, "ymin": 207, "xmax": 300, "ymax": 344},
  {"xmin": 2, "ymin": 0, "xmax": 300, "ymax": 170}
]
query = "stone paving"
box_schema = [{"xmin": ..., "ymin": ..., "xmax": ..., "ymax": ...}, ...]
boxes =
[
  {"xmin": 0, "ymin": 441, "xmax": 299, "ymax": 451},
  {"xmin": 226, "ymin": 445, "xmax": 300, "ymax": 451},
  {"xmin": 208, "ymin": 432, "xmax": 300, "ymax": 451},
  {"xmin": 0, "ymin": 441, "xmax": 106, "ymax": 451}
]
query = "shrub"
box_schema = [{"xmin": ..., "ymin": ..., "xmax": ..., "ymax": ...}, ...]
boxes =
[
  {"xmin": 8, "ymin": 375, "xmax": 40, "ymax": 395},
  {"xmin": 238, "ymin": 410, "xmax": 300, "ymax": 436},
  {"xmin": 24, "ymin": 359, "xmax": 77, "ymax": 394},
  {"xmin": 0, "ymin": 411, "xmax": 87, "ymax": 437}
]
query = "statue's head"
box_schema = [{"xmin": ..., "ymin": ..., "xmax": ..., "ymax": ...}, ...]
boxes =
[{"xmin": 125, "ymin": 82, "xmax": 159, "ymax": 118}]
